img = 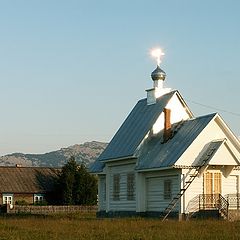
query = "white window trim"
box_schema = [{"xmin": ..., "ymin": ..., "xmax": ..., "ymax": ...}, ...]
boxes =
[
  {"xmin": 103, "ymin": 178, "xmax": 106, "ymax": 202},
  {"xmin": 127, "ymin": 173, "xmax": 135, "ymax": 201},
  {"xmin": 34, "ymin": 194, "xmax": 45, "ymax": 204},
  {"xmin": 3, "ymin": 193, "xmax": 14, "ymax": 206},
  {"xmin": 113, "ymin": 174, "xmax": 120, "ymax": 201},
  {"xmin": 164, "ymin": 180, "xmax": 172, "ymax": 200}
]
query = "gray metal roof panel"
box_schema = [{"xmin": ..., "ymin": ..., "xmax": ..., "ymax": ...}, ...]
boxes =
[
  {"xmin": 193, "ymin": 140, "xmax": 224, "ymax": 167},
  {"xmin": 89, "ymin": 159, "xmax": 105, "ymax": 173},
  {"xmin": 98, "ymin": 91, "xmax": 177, "ymax": 161},
  {"xmin": 136, "ymin": 113, "xmax": 216, "ymax": 170}
]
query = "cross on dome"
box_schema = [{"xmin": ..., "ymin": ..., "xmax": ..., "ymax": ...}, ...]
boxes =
[
  {"xmin": 150, "ymin": 48, "xmax": 166, "ymax": 81},
  {"xmin": 151, "ymin": 48, "xmax": 165, "ymax": 66}
]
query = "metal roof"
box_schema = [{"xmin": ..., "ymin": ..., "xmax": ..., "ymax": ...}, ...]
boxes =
[
  {"xmin": 194, "ymin": 140, "xmax": 225, "ymax": 167},
  {"xmin": 135, "ymin": 113, "xmax": 216, "ymax": 170},
  {"xmin": 97, "ymin": 90, "xmax": 177, "ymax": 162},
  {"xmin": 89, "ymin": 159, "xmax": 105, "ymax": 173}
]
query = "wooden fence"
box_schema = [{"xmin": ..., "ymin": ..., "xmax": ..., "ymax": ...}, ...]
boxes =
[{"xmin": 7, "ymin": 205, "xmax": 98, "ymax": 215}]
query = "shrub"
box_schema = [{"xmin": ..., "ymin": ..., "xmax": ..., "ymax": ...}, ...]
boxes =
[{"xmin": 15, "ymin": 200, "xmax": 28, "ymax": 205}]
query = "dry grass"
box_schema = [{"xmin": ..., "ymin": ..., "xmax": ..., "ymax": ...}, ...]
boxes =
[{"xmin": 0, "ymin": 213, "xmax": 239, "ymax": 240}]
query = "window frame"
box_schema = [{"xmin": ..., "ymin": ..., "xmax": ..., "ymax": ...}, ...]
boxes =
[
  {"xmin": 2, "ymin": 193, "xmax": 13, "ymax": 205},
  {"xmin": 103, "ymin": 178, "xmax": 106, "ymax": 202},
  {"xmin": 164, "ymin": 179, "xmax": 172, "ymax": 200},
  {"xmin": 113, "ymin": 174, "xmax": 120, "ymax": 201},
  {"xmin": 127, "ymin": 173, "xmax": 135, "ymax": 201},
  {"xmin": 34, "ymin": 194, "xmax": 45, "ymax": 204}
]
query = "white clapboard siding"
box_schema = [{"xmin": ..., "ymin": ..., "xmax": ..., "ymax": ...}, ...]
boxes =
[
  {"xmin": 176, "ymin": 118, "xmax": 240, "ymax": 167},
  {"xmin": 152, "ymin": 93, "xmax": 190, "ymax": 134},
  {"xmin": 109, "ymin": 163, "xmax": 136, "ymax": 211},
  {"xmin": 223, "ymin": 175, "xmax": 240, "ymax": 210},
  {"xmin": 185, "ymin": 175, "xmax": 203, "ymax": 212},
  {"xmin": 222, "ymin": 175, "xmax": 238, "ymax": 196},
  {"xmin": 146, "ymin": 175, "xmax": 179, "ymax": 212},
  {"xmin": 186, "ymin": 173, "xmax": 239, "ymax": 212},
  {"xmin": 98, "ymin": 176, "xmax": 106, "ymax": 211}
]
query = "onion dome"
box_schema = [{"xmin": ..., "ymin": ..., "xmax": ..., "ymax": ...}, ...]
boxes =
[{"xmin": 151, "ymin": 65, "xmax": 166, "ymax": 81}]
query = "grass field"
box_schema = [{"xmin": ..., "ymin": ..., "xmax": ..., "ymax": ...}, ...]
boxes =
[{"xmin": 0, "ymin": 212, "xmax": 239, "ymax": 240}]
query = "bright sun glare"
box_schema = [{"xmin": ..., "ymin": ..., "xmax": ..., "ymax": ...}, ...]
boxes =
[{"xmin": 151, "ymin": 48, "xmax": 165, "ymax": 66}]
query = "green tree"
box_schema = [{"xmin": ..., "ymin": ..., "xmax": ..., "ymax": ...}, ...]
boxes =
[{"xmin": 57, "ymin": 156, "xmax": 97, "ymax": 205}]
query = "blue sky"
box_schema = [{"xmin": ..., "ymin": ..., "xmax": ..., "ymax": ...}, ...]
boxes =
[{"xmin": 0, "ymin": 0, "xmax": 239, "ymax": 155}]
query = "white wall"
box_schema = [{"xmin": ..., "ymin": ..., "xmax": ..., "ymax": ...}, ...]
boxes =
[
  {"xmin": 176, "ymin": 117, "xmax": 240, "ymax": 167},
  {"xmin": 143, "ymin": 169, "xmax": 181, "ymax": 213},
  {"xmin": 173, "ymin": 116, "xmax": 240, "ymax": 212},
  {"xmin": 183, "ymin": 169, "xmax": 203, "ymax": 213},
  {"xmin": 184, "ymin": 168, "xmax": 240, "ymax": 213},
  {"xmin": 107, "ymin": 161, "xmax": 136, "ymax": 212},
  {"xmin": 152, "ymin": 93, "xmax": 190, "ymax": 134},
  {"xmin": 209, "ymin": 142, "xmax": 239, "ymax": 166},
  {"xmin": 222, "ymin": 170, "xmax": 240, "ymax": 209},
  {"xmin": 98, "ymin": 175, "xmax": 106, "ymax": 211},
  {"xmin": 222, "ymin": 169, "xmax": 240, "ymax": 196}
]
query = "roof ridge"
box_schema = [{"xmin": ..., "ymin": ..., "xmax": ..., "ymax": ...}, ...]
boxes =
[{"xmin": 137, "ymin": 90, "xmax": 178, "ymax": 103}]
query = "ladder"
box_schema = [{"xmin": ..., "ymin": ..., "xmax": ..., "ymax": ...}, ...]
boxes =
[{"xmin": 161, "ymin": 144, "xmax": 219, "ymax": 221}]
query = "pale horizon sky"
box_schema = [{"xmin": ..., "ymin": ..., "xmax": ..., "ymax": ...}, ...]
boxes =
[{"xmin": 0, "ymin": 0, "xmax": 240, "ymax": 156}]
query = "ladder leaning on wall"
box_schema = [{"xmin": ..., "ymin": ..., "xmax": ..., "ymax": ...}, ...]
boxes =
[{"xmin": 161, "ymin": 142, "xmax": 220, "ymax": 221}]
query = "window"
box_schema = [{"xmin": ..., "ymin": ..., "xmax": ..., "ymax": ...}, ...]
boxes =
[
  {"xmin": 103, "ymin": 178, "xmax": 106, "ymax": 202},
  {"xmin": 3, "ymin": 194, "xmax": 13, "ymax": 205},
  {"xmin": 113, "ymin": 174, "xmax": 120, "ymax": 201},
  {"xmin": 34, "ymin": 194, "xmax": 45, "ymax": 204},
  {"xmin": 127, "ymin": 173, "xmax": 135, "ymax": 201},
  {"xmin": 164, "ymin": 180, "xmax": 172, "ymax": 200},
  {"xmin": 100, "ymin": 177, "xmax": 106, "ymax": 202}
]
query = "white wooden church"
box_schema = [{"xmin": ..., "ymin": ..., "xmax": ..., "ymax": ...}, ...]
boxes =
[{"xmin": 91, "ymin": 51, "xmax": 240, "ymax": 220}]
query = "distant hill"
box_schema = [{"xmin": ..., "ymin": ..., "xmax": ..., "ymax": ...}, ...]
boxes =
[{"xmin": 0, "ymin": 141, "xmax": 107, "ymax": 167}]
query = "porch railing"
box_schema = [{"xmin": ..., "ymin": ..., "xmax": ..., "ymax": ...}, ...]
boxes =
[
  {"xmin": 186, "ymin": 194, "xmax": 229, "ymax": 220},
  {"xmin": 218, "ymin": 194, "xmax": 229, "ymax": 219},
  {"xmin": 225, "ymin": 194, "xmax": 240, "ymax": 210},
  {"xmin": 199, "ymin": 194, "xmax": 221, "ymax": 210}
]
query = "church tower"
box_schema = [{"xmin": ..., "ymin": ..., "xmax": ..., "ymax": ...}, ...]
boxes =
[{"xmin": 146, "ymin": 49, "xmax": 171, "ymax": 105}]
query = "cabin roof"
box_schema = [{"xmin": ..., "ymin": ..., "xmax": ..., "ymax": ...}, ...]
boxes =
[
  {"xmin": 90, "ymin": 159, "xmax": 105, "ymax": 173},
  {"xmin": 0, "ymin": 167, "xmax": 60, "ymax": 193},
  {"xmin": 97, "ymin": 90, "xmax": 177, "ymax": 162},
  {"xmin": 136, "ymin": 113, "xmax": 216, "ymax": 170}
]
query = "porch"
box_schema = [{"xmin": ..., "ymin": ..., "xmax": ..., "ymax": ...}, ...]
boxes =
[{"xmin": 186, "ymin": 194, "xmax": 240, "ymax": 220}]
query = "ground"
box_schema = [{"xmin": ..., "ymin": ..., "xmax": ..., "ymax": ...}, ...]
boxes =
[{"xmin": 0, "ymin": 212, "xmax": 239, "ymax": 240}]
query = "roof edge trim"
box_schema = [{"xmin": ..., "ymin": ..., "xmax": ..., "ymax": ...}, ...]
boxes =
[
  {"xmin": 175, "ymin": 90, "xmax": 194, "ymax": 118},
  {"xmin": 102, "ymin": 155, "xmax": 137, "ymax": 163},
  {"xmin": 214, "ymin": 113, "xmax": 240, "ymax": 150},
  {"xmin": 136, "ymin": 166, "xmax": 175, "ymax": 172}
]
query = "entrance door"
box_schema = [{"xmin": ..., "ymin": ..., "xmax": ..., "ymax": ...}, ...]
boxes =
[
  {"xmin": 203, "ymin": 172, "xmax": 222, "ymax": 208},
  {"xmin": 214, "ymin": 172, "xmax": 222, "ymax": 195}
]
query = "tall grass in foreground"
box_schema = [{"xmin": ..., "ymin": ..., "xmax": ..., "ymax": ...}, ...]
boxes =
[{"xmin": 0, "ymin": 213, "xmax": 239, "ymax": 240}]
